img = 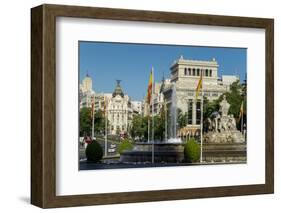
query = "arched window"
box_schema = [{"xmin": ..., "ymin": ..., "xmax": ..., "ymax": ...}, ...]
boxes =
[
  {"xmin": 192, "ymin": 68, "xmax": 195, "ymax": 76},
  {"xmin": 209, "ymin": 69, "xmax": 212, "ymax": 77},
  {"xmin": 205, "ymin": 69, "xmax": 209, "ymax": 77},
  {"xmin": 184, "ymin": 68, "xmax": 187, "ymax": 76},
  {"xmin": 188, "ymin": 68, "xmax": 191, "ymax": 76}
]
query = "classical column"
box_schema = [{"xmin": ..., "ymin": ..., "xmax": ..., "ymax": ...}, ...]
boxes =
[
  {"xmin": 186, "ymin": 99, "xmax": 189, "ymax": 125},
  {"xmin": 192, "ymin": 99, "xmax": 196, "ymax": 125}
]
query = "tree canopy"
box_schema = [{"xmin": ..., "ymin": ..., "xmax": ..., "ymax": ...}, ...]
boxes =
[
  {"xmin": 79, "ymin": 108, "xmax": 109, "ymax": 137},
  {"xmin": 203, "ymin": 80, "xmax": 246, "ymax": 130}
]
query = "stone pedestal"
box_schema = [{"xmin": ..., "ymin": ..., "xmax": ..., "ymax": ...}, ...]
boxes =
[
  {"xmin": 120, "ymin": 142, "xmax": 184, "ymax": 163},
  {"xmin": 203, "ymin": 142, "xmax": 246, "ymax": 163},
  {"xmin": 204, "ymin": 130, "xmax": 245, "ymax": 144}
]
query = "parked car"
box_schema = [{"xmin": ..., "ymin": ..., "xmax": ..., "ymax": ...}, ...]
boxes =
[
  {"xmin": 108, "ymin": 148, "xmax": 116, "ymax": 153},
  {"xmin": 110, "ymin": 144, "xmax": 116, "ymax": 148}
]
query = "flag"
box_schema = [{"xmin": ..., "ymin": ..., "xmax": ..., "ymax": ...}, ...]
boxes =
[
  {"xmin": 239, "ymin": 101, "xmax": 244, "ymax": 120},
  {"xmin": 147, "ymin": 69, "xmax": 153, "ymax": 105},
  {"xmin": 195, "ymin": 70, "xmax": 203, "ymax": 99}
]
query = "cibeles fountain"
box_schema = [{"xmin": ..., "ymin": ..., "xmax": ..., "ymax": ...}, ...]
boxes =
[
  {"xmin": 203, "ymin": 95, "xmax": 246, "ymax": 162},
  {"xmin": 120, "ymin": 83, "xmax": 184, "ymax": 163},
  {"xmin": 120, "ymin": 88, "xmax": 246, "ymax": 164}
]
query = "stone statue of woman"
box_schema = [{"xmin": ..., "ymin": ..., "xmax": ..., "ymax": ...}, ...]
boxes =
[{"xmin": 219, "ymin": 95, "xmax": 230, "ymax": 117}]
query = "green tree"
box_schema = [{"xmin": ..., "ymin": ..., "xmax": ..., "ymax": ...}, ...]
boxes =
[
  {"xmin": 154, "ymin": 114, "xmax": 165, "ymax": 141},
  {"xmin": 85, "ymin": 140, "xmax": 103, "ymax": 162},
  {"xmin": 184, "ymin": 138, "xmax": 200, "ymax": 163},
  {"xmin": 93, "ymin": 109, "xmax": 105, "ymax": 135},
  {"xmin": 117, "ymin": 139, "xmax": 133, "ymax": 154},
  {"xmin": 223, "ymin": 80, "xmax": 244, "ymax": 118},
  {"xmin": 130, "ymin": 115, "xmax": 147, "ymax": 140},
  {"xmin": 203, "ymin": 97, "xmax": 219, "ymax": 119},
  {"xmin": 203, "ymin": 80, "xmax": 245, "ymax": 125},
  {"xmin": 79, "ymin": 107, "xmax": 92, "ymax": 137},
  {"xmin": 79, "ymin": 108, "xmax": 110, "ymax": 137}
]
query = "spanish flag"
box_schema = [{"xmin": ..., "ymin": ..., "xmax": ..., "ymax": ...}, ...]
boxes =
[
  {"xmin": 147, "ymin": 69, "xmax": 153, "ymax": 105},
  {"xmin": 239, "ymin": 101, "xmax": 244, "ymax": 120},
  {"xmin": 195, "ymin": 70, "xmax": 203, "ymax": 99}
]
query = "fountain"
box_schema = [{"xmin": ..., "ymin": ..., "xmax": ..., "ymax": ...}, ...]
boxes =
[
  {"xmin": 168, "ymin": 83, "xmax": 182, "ymax": 143},
  {"xmin": 120, "ymin": 83, "xmax": 184, "ymax": 164},
  {"xmin": 203, "ymin": 95, "xmax": 246, "ymax": 162}
]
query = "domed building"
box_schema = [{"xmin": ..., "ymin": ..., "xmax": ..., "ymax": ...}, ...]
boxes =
[{"xmin": 107, "ymin": 80, "xmax": 132, "ymax": 135}]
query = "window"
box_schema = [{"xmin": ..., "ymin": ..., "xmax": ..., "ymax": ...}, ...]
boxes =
[
  {"xmin": 184, "ymin": 68, "xmax": 187, "ymax": 75},
  {"xmin": 197, "ymin": 68, "xmax": 200, "ymax": 76},
  {"xmin": 205, "ymin": 69, "xmax": 208, "ymax": 76},
  {"xmin": 192, "ymin": 68, "xmax": 195, "ymax": 76},
  {"xmin": 187, "ymin": 99, "xmax": 193, "ymax": 124},
  {"xmin": 196, "ymin": 101, "xmax": 201, "ymax": 125},
  {"xmin": 210, "ymin": 69, "xmax": 212, "ymax": 77},
  {"xmin": 188, "ymin": 68, "xmax": 191, "ymax": 76}
]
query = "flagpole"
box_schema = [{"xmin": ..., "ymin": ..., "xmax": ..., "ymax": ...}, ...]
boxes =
[
  {"xmin": 91, "ymin": 95, "xmax": 95, "ymax": 140},
  {"xmin": 165, "ymin": 100, "xmax": 168, "ymax": 142},
  {"xmin": 104, "ymin": 97, "xmax": 107, "ymax": 157},
  {"xmin": 152, "ymin": 68, "xmax": 155, "ymax": 164},
  {"xmin": 241, "ymin": 101, "xmax": 244, "ymax": 134},
  {"xmin": 148, "ymin": 103, "xmax": 150, "ymax": 143},
  {"xmin": 200, "ymin": 70, "xmax": 204, "ymax": 163}
]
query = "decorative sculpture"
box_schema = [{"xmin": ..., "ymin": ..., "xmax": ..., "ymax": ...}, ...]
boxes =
[{"xmin": 204, "ymin": 96, "xmax": 245, "ymax": 144}]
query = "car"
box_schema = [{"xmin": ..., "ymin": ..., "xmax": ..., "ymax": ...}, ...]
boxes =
[
  {"xmin": 110, "ymin": 144, "xmax": 116, "ymax": 148},
  {"xmin": 108, "ymin": 148, "xmax": 116, "ymax": 153}
]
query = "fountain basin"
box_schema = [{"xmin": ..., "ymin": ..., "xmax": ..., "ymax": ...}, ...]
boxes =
[
  {"xmin": 120, "ymin": 142, "xmax": 184, "ymax": 163},
  {"xmin": 202, "ymin": 142, "xmax": 246, "ymax": 163}
]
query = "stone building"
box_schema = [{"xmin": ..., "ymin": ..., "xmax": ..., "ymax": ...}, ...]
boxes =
[
  {"xmin": 131, "ymin": 101, "xmax": 143, "ymax": 115},
  {"xmin": 93, "ymin": 93, "xmax": 112, "ymax": 112},
  {"xmin": 79, "ymin": 74, "xmax": 95, "ymax": 109},
  {"xmin": 79, "ymin": 76, "xmax": 143, "ymax": 135},
  {"xmin": 220, "ymin": 75, "xmax": 240, "ymax": 90},
  {"xmin": 143, "ymin": 78, "xmax": 170, "ymax": 116},
  {"xmin": 162, "ymin": 55, "xmax": 238, "ymax": 137},
  {"xmin": 107, "ymin": 80, "xmax": 132, "ymax": 135}
]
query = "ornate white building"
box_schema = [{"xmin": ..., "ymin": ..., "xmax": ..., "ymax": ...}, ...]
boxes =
[
  {"xmin": 162, "ymin": 55, "xmax": 239, "ymax": 136},
  {"xmin": 107, "ymin": 80, "xmax": 132, "ymax": 135},
  {"xmin": 79, "ymin": 76, "xmax": 143, "ymax": 135}
]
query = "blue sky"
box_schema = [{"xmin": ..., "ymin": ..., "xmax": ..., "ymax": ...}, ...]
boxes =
[{"xmin": 79, "ymin": 41, "xmax": 246, "ymax": 101}]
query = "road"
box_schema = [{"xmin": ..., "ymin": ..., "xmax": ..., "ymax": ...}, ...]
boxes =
[{"xmin": 79, "ymin": 135, "xmax": 121, "ymax": 160}]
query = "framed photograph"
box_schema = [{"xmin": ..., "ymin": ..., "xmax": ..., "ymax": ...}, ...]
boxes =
[{"xmin": 31, "ymin": 4, "xmax": 274, "ymax": 208}]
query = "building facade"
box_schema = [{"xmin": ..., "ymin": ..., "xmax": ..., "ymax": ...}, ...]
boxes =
[
  {"xmin": 131, "ymin": 101, "xmax": 143, "ymax": 115},
  {"xmin": 162, "ymin": 55, "xmax": 238, "ymax": 136},
  {"xmin": 79, "ymin": 56, "xmax": 240, "ymax": 137},
  {"xmin": 107, "ymin": 80, "xmax": 132, "ymax": 135},
  {"xmin": 79, "ymin": 74, "xmax": 95, "ymax": 109}
]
